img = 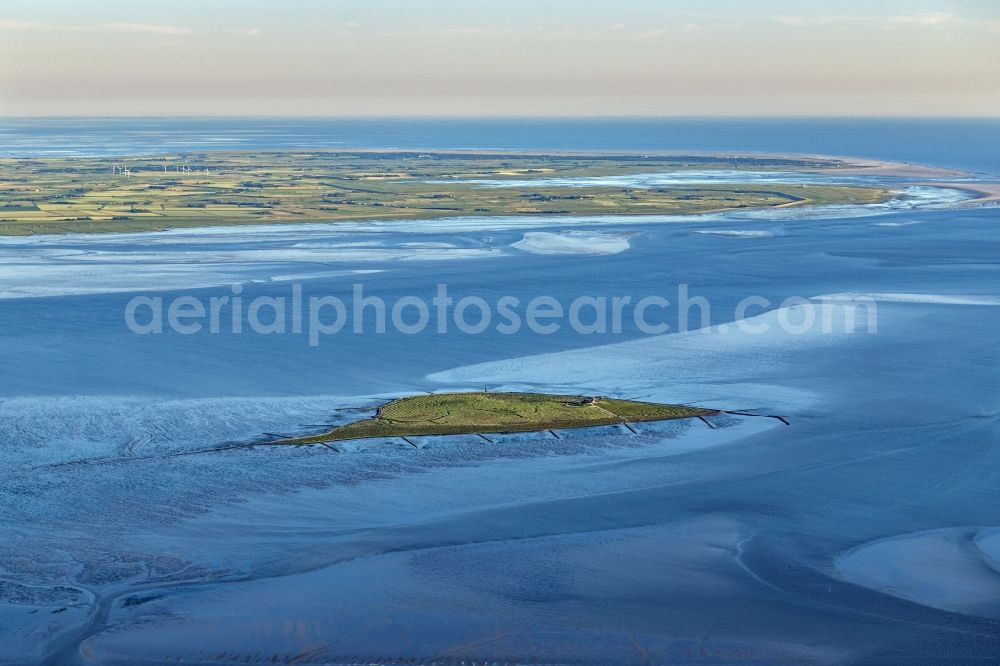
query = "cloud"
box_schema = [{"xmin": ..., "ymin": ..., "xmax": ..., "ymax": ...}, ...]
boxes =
[
  {"xmin": 0, "ymin": 20, "xmax": 278, "ymax": 36},
  {"xmin": 772, "ymin": 15, "xmax": 850, "ymax": 27},
  {"xmin": 0, "ymin": 19, "xmax": 193, "ymax": 35},
  {"xmin": 773, "ymin": 12, "xmax": 1000, "ymax": 33},
  {"xmin": 887, "ymin": 13, "xmax": 1000, "ymax": 33},
  {"xmin": 681, "ymin": 21, "xmax": 742, "ymax": 34},
  {"xmin": 637, "ymin": 20, "xmax": 741, "ymax": 38},
  {"xmin": 442, "ymin": 26, "xmax": 511, "ymax": 36},
  {"xmin": 887, "ymin": 13, "xmax": 956, "ymax": 26},
  {"xmin": 0, "ymin": 19, "xmax": 40, "ymax": 30},
  {"xmin": 99, "ymin": 22, "xmax": 194, "ymax": 35}
]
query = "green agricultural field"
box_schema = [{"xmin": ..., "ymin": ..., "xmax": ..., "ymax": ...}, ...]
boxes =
[
  {"xmin": 0, "ymin": 151, "xmax": 891, "ymax": 235},
  {"xmin": 278, "ymin": 392, "xmax": 715, "ymax": 445}
]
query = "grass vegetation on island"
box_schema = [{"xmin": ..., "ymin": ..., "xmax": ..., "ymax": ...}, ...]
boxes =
[
  {"xmin": 278, "ymin": 391, "xmax": 715, "ymax": 445},
  {"xmin": 0, "ymin": 151, "xmax": 892, "ymax": 235}
]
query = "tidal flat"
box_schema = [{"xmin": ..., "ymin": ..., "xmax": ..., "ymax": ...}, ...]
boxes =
[{"xmin": 1, "ymin": 133, "xmax": 999, "ymax": 663}]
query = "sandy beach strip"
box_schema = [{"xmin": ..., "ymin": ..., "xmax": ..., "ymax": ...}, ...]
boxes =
[
  {"xmin": 923, "ymin": 181, "xmax": 1000, "ymax": 206},
  {"xmin": 810, "ymin": 157, "xmax": 967, "ymax": 178}
]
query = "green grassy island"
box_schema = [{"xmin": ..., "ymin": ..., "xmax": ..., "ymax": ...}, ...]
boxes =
[
  {"xmin": 277, "ymin": 392, "xmax": 715, "ymax": 445},
  {"xmin": 0, "ymin": 151, "xmax": 892, "ymax": 235}
]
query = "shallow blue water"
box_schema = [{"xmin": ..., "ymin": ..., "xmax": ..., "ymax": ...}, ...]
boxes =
[
  {"xmin": 3, "ymin": 117, "xmax": 1000, "ymax": 172},
  {"xmin": 1, "ymin": 120, "xmax": 999, "ymax": 664}
]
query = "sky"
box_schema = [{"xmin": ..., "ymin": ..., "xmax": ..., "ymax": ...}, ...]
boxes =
[{"xmin": 1, "ymin": 0, "xmax": 998, "ymax": 117}]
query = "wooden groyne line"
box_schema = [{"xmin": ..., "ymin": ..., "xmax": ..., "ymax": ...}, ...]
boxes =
[{"xmin": 33, "ymin": 410, "xmax": 789, "ymax": 470}]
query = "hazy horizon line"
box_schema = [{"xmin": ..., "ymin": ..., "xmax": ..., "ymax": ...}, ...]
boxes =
[{"xmin": 3, "ymin": 114, "xmax": 1000, "ymax": 121}]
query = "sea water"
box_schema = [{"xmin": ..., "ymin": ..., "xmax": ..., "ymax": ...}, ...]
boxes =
[{"xmin": 1, "ymin": 119, "xmax": 999, "ymax": 664}]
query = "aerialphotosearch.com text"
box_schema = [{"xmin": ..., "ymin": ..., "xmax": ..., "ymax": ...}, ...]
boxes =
[{"xmin": 125, "ymin": 283, "xmax": 878, "ymax": 346}]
